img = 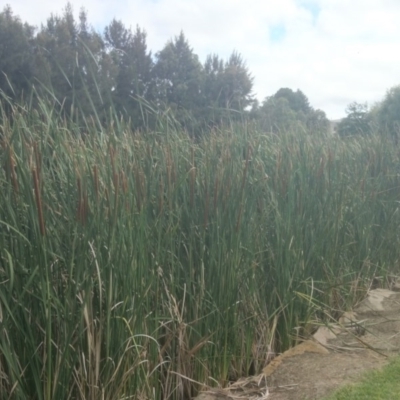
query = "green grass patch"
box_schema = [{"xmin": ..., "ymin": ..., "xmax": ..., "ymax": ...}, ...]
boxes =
[{"xmin": 326, "ymin": 357, "xmax": 400, "ymax": 400}]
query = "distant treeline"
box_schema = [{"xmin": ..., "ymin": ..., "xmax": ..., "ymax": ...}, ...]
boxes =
[{"xmin": 0, "ymin": 3, "xmax": 330, "ymax": 134}]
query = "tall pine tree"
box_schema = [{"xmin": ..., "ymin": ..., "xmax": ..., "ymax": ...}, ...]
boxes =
[
  {"xmin": 104, "ymin": 20, "xmax": 153, "ymax": 127},
  {"xmin": 152, "ymin": 32, "xmax": 204, "ymax": 131},
  {"xmin": 33, "ymin": 4, "xmax": 108, "ymax": 119}
]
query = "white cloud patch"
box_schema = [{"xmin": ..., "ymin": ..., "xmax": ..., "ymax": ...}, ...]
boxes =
[{"xmin": 6, "ymin": 0, "xmax": 400, "ymax": 119}]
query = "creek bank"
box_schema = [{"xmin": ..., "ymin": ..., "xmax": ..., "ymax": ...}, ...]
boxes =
[{"xmin": 195, "ymin": 286, "xmax": 400, "ymax": 400}]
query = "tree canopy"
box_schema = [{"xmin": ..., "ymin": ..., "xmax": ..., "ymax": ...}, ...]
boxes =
[
  {"xmin": 376, "ymin": 85, "xmax": 400, "ymax": 141},
  {"xmin": 0, "ymin": 3, "xmax": 332, "ymax": 136},
  {"xmin": 104, "ymin": 20, "xmax": 153, "ymax": 125},
  {"xmin": 336, "ymin": 102, "xmax": 371, "ymax": 137},
  {"xmin": 0, "ymin": 6, "xmax": 35, "ymax": 101},
  {"xmin": 253, "ymin": 88, "xmax": 329, "ymax": 134},
  {"xmin": 337, "ymin": 86, "xmax": 400, "ymax": 140}
]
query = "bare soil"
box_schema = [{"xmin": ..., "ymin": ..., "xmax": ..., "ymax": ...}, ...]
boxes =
[{"xmin": 195, "ymin": 287, "xmax": 400, "ymax": 400}]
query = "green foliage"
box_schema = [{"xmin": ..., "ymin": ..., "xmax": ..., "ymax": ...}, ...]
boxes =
[
  {"xmin": 33, "ymin": 4, "xmax": 111, "ymax": 118},
  {"xmin": 336, "ymin": 102, "xmax": 372, "ymax": 137},
  {"xmin": 274, "ymin": 87, "xmax": 311, "ymax": 114},
  {"xmin": 376, "ymin": 85, "xmax": 400, "ymax": 141},
  {"xmin": 0, "ymin": 5, "xmax": 35, "ymax": 101},
  {"xmin": 306, "ymin": 108, "xmax": 330, "ymax": 133},
  {"xmin": 219, "ymin": 52, "xmax": 254, "ymax": 111},
  {"xmin": 256, "ymin": 95, "xmax": 300, "ymax": 132},
  {"xmin": 254, "ymin": 88, "xmax": 329, "ymax": 134},
  {"xmin": 1, "ymin": 104, "xmax": 400, "ymax": 399},
  {"xmin": 201, "ymin": 52, "xmax": 254, "ymax": 127},
  {"xmin": 104, "ymin": 20, "xmax": 153, "ymax": 126},
  {"xmin": 0, "ymin": 4, "xmax": 257, "ymax": 135},
  {"xmin": 152, "ymin": 31, "xmax": 204, "ymax": 130},
  {"xmin": 153, "ymin": 31, "xmax": 202, "ymax": 108}
]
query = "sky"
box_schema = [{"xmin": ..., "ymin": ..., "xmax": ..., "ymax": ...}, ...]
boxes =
[{"xmin": 6, "ymin": 0, "xmax": 400, "ymax": 120}]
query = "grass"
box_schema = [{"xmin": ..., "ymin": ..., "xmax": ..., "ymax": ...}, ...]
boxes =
[
  {"xmin": 0, "ymin": 100, "xmax": 400, "ymax": 399},
  {"xmin": 325, "ymin": 357, "xmax": 400, "ymax": 399}
]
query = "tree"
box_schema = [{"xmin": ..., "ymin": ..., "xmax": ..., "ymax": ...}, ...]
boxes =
[
  {"xmin": 256, "ymin": 88, "xmax": 329, "ymax": 134},
  {"xmin": 0, "ymin": 5, "xmax": 35, "ymax": 101},
  {"xmin": 201, "ymin": 52, "xmax": 254, "ymax": 127},
  {"xmin": 273, "ymin": 88, "xmax": 311, "ymax": 115},
  {"xmin": 376, "ymin": 85, "xmax": 400, "ymax": 141},
  {"xmin": 104, "ymin": 20, "xmax": 153, "ymax": 126},
  {"xmin": 34, "ymin": 4, "xmax": 107, "ymax": 117},
  {"xmin": 74, "ymin": 8, "xmax": 112, "ymax": 120},
  {"xmin": 219, "ymin": 52, "xmax": 254, "ymax": 111},
  {"xmin": 306, "ymin": 108, "xmax": 330, "ymax": 134},
  {"xmin": 153, "ymin": 32, "xmax": 203, "ymax": 109},
  {"xmin": 34, "ymin": 4, "xmax": 78, "ymax": 108},
  {"xmin": 256, "ymin": 96, "xmax": 299, "ymax": 132},
  {"xmin": 203, "ymin": 54, "xmax": 224, "ymax": 109},
  {"xmin": 152, "ymin": 31, "xmax": 204, "ymax": 131},
  {"xmin": 336, "ymin": 102, "xmax": 371, "ymax": 137},
  {"xmin": 1, "ymin": 6, "xmax": 260, "ymax": 134},
  {"xmin": 203, "ymin": 52, "xmax": 254, "ymax": 111}
]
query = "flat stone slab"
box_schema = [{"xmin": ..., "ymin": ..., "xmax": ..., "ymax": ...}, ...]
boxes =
[{"xmin": 355, "ymin": 288, "xmax": 396, "ymax": 313}]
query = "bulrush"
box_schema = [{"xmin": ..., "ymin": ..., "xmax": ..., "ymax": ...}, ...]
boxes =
[
  {"xmin": 32, "ymin": 167, "xmax": 45, "ymax": 236},
  {"xmin": 1, "ymin": 106, "xmax": 400, "ymax": 400}
]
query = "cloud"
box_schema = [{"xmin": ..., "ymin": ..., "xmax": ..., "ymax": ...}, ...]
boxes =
[{"xmin": 5, "ymin": 0, "xmax": 400, "ymax": 119}]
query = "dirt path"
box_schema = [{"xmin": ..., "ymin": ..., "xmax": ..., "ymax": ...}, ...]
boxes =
[{"xmin": 195, "ymin": 287, "xmax": 400, "ymax": 400}]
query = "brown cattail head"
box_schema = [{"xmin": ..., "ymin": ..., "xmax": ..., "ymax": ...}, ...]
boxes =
[
  {"xmin": 33, "ymin": 142, "xmax": 42, "ymax": 180},
  {"xmin": 32, "ymin": 168, "xmax": 45, "ymax": 236},
  {"xmin": 159, "ymin": 177, "xmax": 164, "ymax": 215},
  {"xmin": 9, "ymin": 147, "xmax": 19, "ymax": 195},
  {"xmin": 93, "ymin": 165, "xmax": 99, "ymax": 201},
  {"xmin": 190, "ymin": 147, "xmax": 195, "ymax": 208}
]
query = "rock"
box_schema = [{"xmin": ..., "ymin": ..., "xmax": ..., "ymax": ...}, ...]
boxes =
[
  {"xmin": 263, "ymin": 340, "xmax": 329, "ymax": 377},
  {"xmin": 391, "ymin": 278, "xmax": 400, "ymax": 292},
  {"xmin": 355, "ymin": 288, "xmax": 396, "ymax": 313},
  {"xmin": 313, "ymin": 326, "xmax": 338, "ymax": 346},
  {"xmin": 338, "ymin": 311, "xmax": 358, "ymax": 325}
]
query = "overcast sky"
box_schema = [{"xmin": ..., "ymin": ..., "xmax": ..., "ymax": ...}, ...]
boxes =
[{"xmin": 6, "ymin": 0, "xmax": 400, "ymax": 119}]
